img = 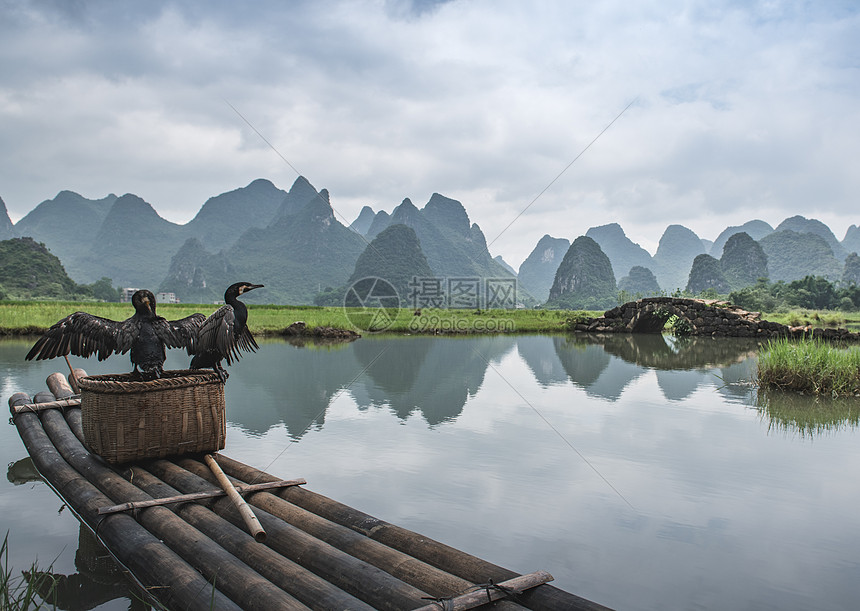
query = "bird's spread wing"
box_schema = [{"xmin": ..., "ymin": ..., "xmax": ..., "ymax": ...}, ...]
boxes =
[
  {"xmin": 153, "ymin": 313, "xmax": 207, "ymax": 351},
  {"xmin": 192, "ymin": 305, "xmax": 232, "ymax": 357},
  {"xmin": 25, "ymin": 312, "xmax": 127, "ymax": 361},
  {"xmin": 194, "ymin": 305, "xmax": 258, "ymax": 365}
]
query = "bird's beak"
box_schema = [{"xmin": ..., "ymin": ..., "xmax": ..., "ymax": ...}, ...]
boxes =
[{"xmin": 241, "ymin": 284, "xmax": 264, "ymax": 294}]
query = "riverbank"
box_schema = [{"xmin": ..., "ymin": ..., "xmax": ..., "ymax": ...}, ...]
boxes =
[
  {"xmin": 3, "ymin": 300, "xmax": 859, "ymax": 337},
  {"xmin": 0, "ymin": 301, "xmax": 596, "ymax": 336}
]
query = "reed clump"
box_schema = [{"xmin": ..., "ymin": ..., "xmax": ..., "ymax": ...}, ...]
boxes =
[
  {"xmin": 1, "ymin": 533, "xmax": 57, "ymax": 610},
  {"xmin": 757, "ymin": 337, "xmax": 860, "ymax": 396}
]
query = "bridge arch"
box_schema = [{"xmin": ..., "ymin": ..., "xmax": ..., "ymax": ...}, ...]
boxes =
[
  {"xmin": 593, "ymin": 297, "xmax": 764, "ymax": 337},
  {"xmin": 577, "ymin": 297, "xmax": 860, "ymax": 340}
]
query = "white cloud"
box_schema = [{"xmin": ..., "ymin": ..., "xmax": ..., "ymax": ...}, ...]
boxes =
[{"xmin": 1, "ymin": 0, "xmax": 858, "ymax": 266}]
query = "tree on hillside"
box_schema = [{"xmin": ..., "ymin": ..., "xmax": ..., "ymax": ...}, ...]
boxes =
[{"xmin": 0, "ymin": 237, "xmax": 78, "ymax": 299}]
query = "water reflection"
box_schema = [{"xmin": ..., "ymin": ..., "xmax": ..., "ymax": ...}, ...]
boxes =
[
  {"xmin": 756, "ymin": 390, "xmax": 860, "ymax": 437},
  {"xmin": 216, "ymin": 333, "xmax": 857, "ymax": 438},
  {"xmin": 7, "ymin": 457, "xmax": 41, "ymax": 485},
  {"xmin": 23, "ymin": 524, "xmax": 145, "ymax": 611},
  {"xmin": 352, "ymin": 336, "xmax": 516, "ymax": 425},
  {"xmin": 4, "ymin": 334, "xmax": 860, "ymax": 611}
]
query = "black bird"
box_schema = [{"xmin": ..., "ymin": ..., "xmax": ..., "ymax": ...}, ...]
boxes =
[
  {"xmin": 26, "ymin": 289, "xmax": 205, "ymax": 380},
  {"xmin": 189, "ymin": 282, "xmax": 263, "ymax": 381}
]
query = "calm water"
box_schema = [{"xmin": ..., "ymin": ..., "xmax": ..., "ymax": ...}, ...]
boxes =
[{"xmin": 2, "ymin": 333, "xmax": 860, "ymax": 610}]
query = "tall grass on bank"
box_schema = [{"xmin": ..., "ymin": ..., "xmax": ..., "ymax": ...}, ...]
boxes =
[
  {"xmin": 757, "ymin": 337, "xmax": 860, "ymax": 396},
  {"xmin": 1, "ymin": 534, "xmax": 56, "ymax": 610}
]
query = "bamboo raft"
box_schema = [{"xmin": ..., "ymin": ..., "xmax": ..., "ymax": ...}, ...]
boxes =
[{"xmin": 9, "ymin": 371, "xmax": 611, "ymax": 611}]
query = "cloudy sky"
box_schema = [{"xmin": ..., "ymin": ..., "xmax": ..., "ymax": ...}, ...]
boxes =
[{"xmin": 1, "ymin": 0, "xmax": 858, "ymax": 267}]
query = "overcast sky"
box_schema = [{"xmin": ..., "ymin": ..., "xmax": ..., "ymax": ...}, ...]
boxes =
[{"xmin": 1, "ymin": 0, "xmax": 858, "ymax": 267}]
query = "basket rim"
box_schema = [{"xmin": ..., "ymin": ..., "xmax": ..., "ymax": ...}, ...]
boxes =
[{"xmin": 78, "ymin": 369, "xmax": 222, "ymax": 393}]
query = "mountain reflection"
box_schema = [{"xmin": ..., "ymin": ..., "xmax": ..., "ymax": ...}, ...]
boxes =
[
  {"xmin": 350, "ymin": 336, "xmax": 516, "ymax": 425},
  {"xmin": 221, "ymin": 333, "xmax": 769, "ymax": 437},
  {"xmin": 0, "ymin": 335, "xmax": 852, "ymax": 440}
]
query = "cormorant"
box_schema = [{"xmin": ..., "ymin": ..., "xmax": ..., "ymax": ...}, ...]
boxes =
[
  {"xmin": 25, "ymin": 289, "xmax": 205, "ymax": 380},
  {"xmin": 189, "ymin": 282, "xmax": 263, "ymax": 381}
]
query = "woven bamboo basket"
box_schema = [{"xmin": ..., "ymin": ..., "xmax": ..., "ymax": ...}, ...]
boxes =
[{"xmin": 78, "ymin": 370, "xmax": 225, "ymax": 464}]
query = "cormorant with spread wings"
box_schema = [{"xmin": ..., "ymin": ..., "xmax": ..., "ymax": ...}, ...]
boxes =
[
  {"xmin": 26, "ymin": 289, "xmax": 205, "ymax": 380},
  {"xmin": 189, "ymin": 282, "xmax": 263, "ymax": 381}
]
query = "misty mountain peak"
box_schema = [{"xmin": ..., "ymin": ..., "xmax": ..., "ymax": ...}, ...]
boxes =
[
  {"xmin": 424, "ymin": 193, "xmax": 470, "ymax": 236},
  {"xmin": 349, "ymin": 205, "xmax": 376, "ymax": 235},
  {"xmin": 276, "ymin": 175, "xmax": 322, "ymax": 218}
]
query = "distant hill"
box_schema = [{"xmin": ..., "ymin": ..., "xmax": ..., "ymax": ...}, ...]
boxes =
[
  {"xmin": 346, "ymin": 223, "xmax": 436, "ymax": 305},
  {"xmin": 367, "ymin": 193, "xmax": 515, "ymax": 285},
  {"xmin": 546, "ymin": 236, "xmax": 616, "ymax": 310},
  {"xmin": 618, "ymin": 266, "xmax": 660, "ymax": 296},
  {"xmin": 226, "ymin": 187, "xmax": 367, "ymax": 304},
  {"xmin": 74, "ymin": 193, "xmax": 184, "ymax": 288},
  {"xmin": 6, "ymin": 178, "xmax": 859, "ymax": 306},
  {"xmin": 494, "ymin": 255, "xmax": 516, "ymax": 275},
  {"xmin": 0, "ymin": 237, "xmax": 78, "ymax": 299},
  {"xmin": 585, "ymin": 223, "xmax": 653, "ymax": 280},
  {"xmin": 349, "ymin": 206, "xmax": 377, "ymax": 235},
  {"xmin": 184, "ymin": 178, "xmax": 287, "ymax": 251},
  {"xmin": 843, "ymin": 253, "xmax": 860, "ymax": 285},
  {"xmin": 158, "ymin": 237, "xmax": 237, "ymax": 304},
  {"xmin": 0, "ymin": 197, "xmax": 14, "ymax": 240},
  {"xmin": 687, "ymin": 254, "xmax": 730, "ymax": 294},
  {"xmin": 710, "ymin": 220, "xmax": 773, "ymax": 256},
  {"xmin": 759, "ymin": 230, "xmax": 842, "ymax": 282},
  {"xmin": 518, "ymin": 235, "xmax": 570, "ymax": 303},
  {"xmin": 775, "ymin": 215, "xmax": 846, "ymax": 261},
  {"xmin": 13, "ymin": 190, "xmax": 117, "ymax": 278},
  {"xmin": 652, "ymin": 225, "xmax": 706, "ymax": 292},
  {"xmin": 720, "ymin": 232, "xmax": 768, "ymax": 290},
  {"xmin": 842, "ymin": 225, "xmax": 860, "ymax": 256}
]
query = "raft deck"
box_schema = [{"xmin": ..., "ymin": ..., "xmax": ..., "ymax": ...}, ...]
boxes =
[{"xmin": 10, "ymin": 371, "xmax": 611, "ymax": 611}]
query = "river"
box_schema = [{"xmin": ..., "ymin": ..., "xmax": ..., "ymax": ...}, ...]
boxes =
[{"xmin": 2, "ymin": 333, "xmax": 859, "ymax": 610}]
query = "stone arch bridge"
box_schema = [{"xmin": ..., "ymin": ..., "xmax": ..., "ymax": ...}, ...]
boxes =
[{"xmin": 576, "ymin": 297, "xmax": 859, "ymax": 340}]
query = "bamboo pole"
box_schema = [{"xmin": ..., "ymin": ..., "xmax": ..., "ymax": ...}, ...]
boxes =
[
  {"xmin": 213, "ymin": 455, "xmax": 611, "ymax": 611},
  {"xmin": 168, "ymin": 457, "xmax": 502, "ymax": 601},
  {"xmin": 98, "ymin": 478, "xmax": 307, "ymax": 515},
  {"xmin": 204, "ymin": 454, "xmax": 266, "ymax": 543},
  {"xmin": 152, "ymin": 458, "xmax": 437, "ymax": 611},
  {"xmin": 46, "ymin": 372, "xmax": 75, "ymax": 399},
  {"xmin": 63, "ymin": 355, "xmax": 80, "ymax": 393},
  {"xmin": 126, "ymin": 464, "xmax": 377, "ymax": 611},
  {"xmin": 411, "ymin": 571, "xmax": 555, "ymax": 611},
  {"xmin": 8, "ymin": 393, "xmax": 243, "ymax": 611},
  {"xmin": 33, "ymin": 399, "xmax": 308, "ymax": 610},
  {"xmin": 11, "ymin": 398, "xmax": 81, "ymax": 414}
]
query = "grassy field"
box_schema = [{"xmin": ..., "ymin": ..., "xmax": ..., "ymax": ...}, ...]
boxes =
[
  {"xmin": 3, "ymin": 300, "xmax": 860, "ymax": 337},
  {"xmin": 0, "ymin": 300, "xmax": 597, "ymax": 335},
  {"xmin": 763, "ymin": 309, "xmax": 860, "ymax": 330},
  {"xmin": 757, "ymin": 337, "xmax": 860, "ymax": 396}
]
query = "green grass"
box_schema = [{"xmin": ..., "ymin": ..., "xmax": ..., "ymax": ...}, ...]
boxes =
[
  {"xmin": 0, "ymin": 301, "xmax": 599, "ymax": 336},
  {"xmin": 1, "ymin": 534, "xmax": 57, "ymax": 610},
  {"xmin": 757, "ymin": 337, "xmax": 860, "ymax": 396},
  {"xmin": 763, "ymin": 308, "xmax": 860, "ymax": 330}
]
